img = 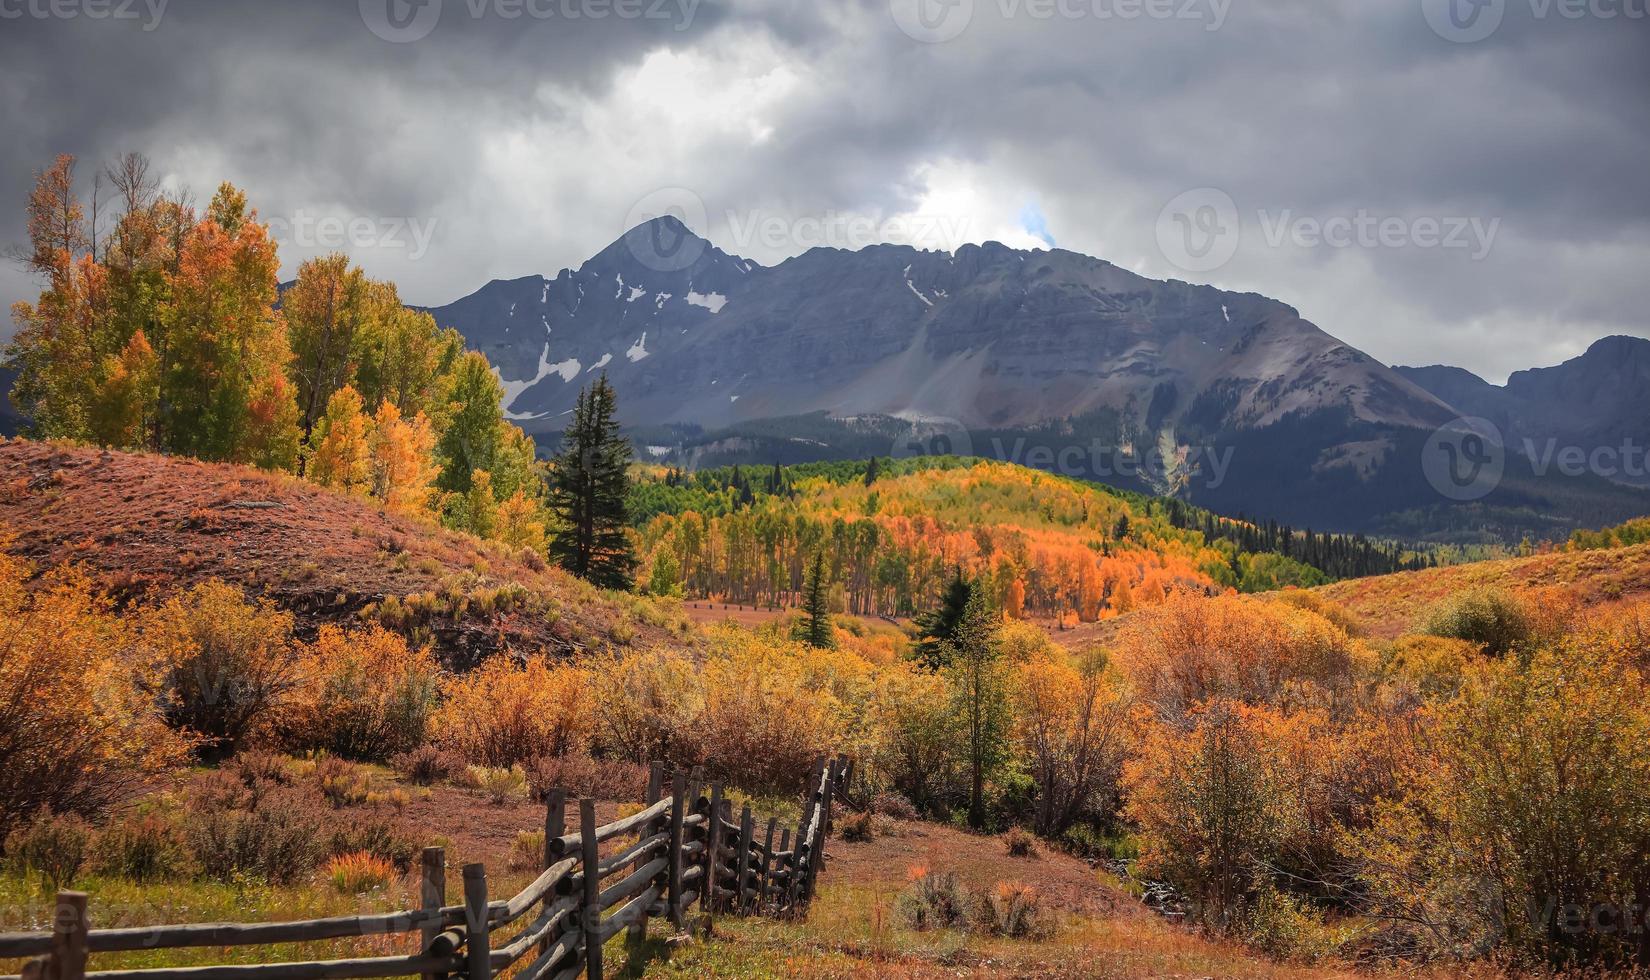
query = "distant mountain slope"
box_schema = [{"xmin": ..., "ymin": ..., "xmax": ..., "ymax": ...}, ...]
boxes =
[
  {"xmin": 0, "ymin": 366, "xmax": 20, "ymax": 436},
  {"xmin": 426, "ymin": 220, "xmax": 1650, "ymax": 542},
  {"xmin": 0, "ymin": 439, "xmax": 683, "ymax": 668},
  {"xmin": 1397, "ymin": 336, "xmax": 1650, "ymax": 486},
  {"xmin": 434, "ymin": 218, "xmax": 1454, "ymax": 439}
]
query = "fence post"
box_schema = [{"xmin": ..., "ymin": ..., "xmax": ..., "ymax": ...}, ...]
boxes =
[
  {"xmin": 52, "ymin": 891, "xmax": 88, "ymax": 980},
  {"xmin": 419, "ymin": 848, "xmax": 445, "ymax": 980},
  {"xmin": 756, "ymin": 817, "xmax": 777, "ymax": 915},
  {"xmin": 544, "ymin": 788, "xmax": 567, "ymax": 862},
  {"xmin": 540, "ymin": 788, "xmax": 565, "ymax": 958},
  {"xmin": 687, "ymin": 767, "xmax": 705, "ymax": 818},
  {"xmin": 775, "ymin": 828, "xmax": 791, "ymax": 913},
  {"xmin": 580, "ymin": 799, "xmax": 602, "ymax": 980},
  {"xmin": 666, "ymin": 772, "xmax": 687, "ymax": 927},
  {"xmin": 701, "ymin": 783, "xmax": 725, "ymax": 917},
  {"xmin": 808, "ymin": 758, "xmax": 839, "ymax": 901},
  {"xmin": 734, "ymin": 806, "xmax": 754, "ymax": 915},
  {"xmin": 461, "ymin": 865, "xmax": 488, "ymax": 980},
  {"xmin": 630, "ymin": 762, "xmax": 664, "ymax": 944}
]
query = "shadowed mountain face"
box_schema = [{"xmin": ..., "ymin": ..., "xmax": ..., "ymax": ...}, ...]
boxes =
[
  {"xmin": 1397, "ymin": 336, "xmax": 1650, "ymax": 486},
  {"xmin": 0, "ymin": 366, "xmax": 20, "ymax": 437},
  {"xmin": 427, "ymin": 219, "xmax": 1649, "ymax": 541},
  {"xmin": 431, "ymin": 217, "xmax": 1455, "ymax": 437}
]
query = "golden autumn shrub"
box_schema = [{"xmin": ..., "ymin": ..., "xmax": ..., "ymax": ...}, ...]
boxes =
[
  {"xmin": 0, "ymin": 555, "xmax": 189, "ymax": 831},
  {"xmin": 1124, "ymin": 699, "xmax": 1297, "ymax": 932},
  {"xmin": 697, "ymin": 636, "xmax": 842, "ymax": 795},
  {"xmin": 866, "ymin": 665, "xmax": 961, "ymax": 816},
  {"xmin": 1117, "ymin": 592, "xmax": 1367, "ymax": 722},
  {"xmin": 138, "ymin": 579, "xmax": 304, "ymax": 755},
  {"xmin": 1012, "ymin": 649, "xmax": 1131, "ymax": 836},
  {"xmin": 1267, "ymin": 589, "xmax": 1361, "ymax": 636},
  {"xmin": 1419, "ymin": 584, "xmax": 1544, "ymax": 653},
  {"xmin": 433, "ymin": 654, "xmax": 591, "ymax": 766},
  {"xmin": 1561, "ymin": 594, "xmax": 1650, "ymax": 671},
  {"xmin": 1380, "ymin": 634, "xmax": 1481, "ymax": 699},
  {"xmin": 587, "ymin": 647, "xmax": 702, "ymax": 764},
  {"xmin": 284, "ymin": 625, "xmax": 441, "ymax": 761},
  {"xmin": 1350, "ymin": 638, "xmax": 1650, "ymax": 963}
]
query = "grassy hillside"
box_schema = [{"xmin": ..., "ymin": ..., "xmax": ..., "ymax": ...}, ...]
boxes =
[
  {"xmin": 1313, "ymin": 540, "xmax": 1650, "ymax": 639},
  {"xmin": 0, "ymin": 437, "xmax": 686, "ymax": 667}
]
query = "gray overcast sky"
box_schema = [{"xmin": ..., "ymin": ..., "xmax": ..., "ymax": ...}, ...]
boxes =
[{"xmin": 1, "ymin": 0, "xmax": 1646, "ymax": 383}]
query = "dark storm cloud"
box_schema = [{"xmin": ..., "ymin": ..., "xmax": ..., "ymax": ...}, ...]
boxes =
[{"xmin": 1, "ymin": 0, "xmax": 1645, "ymax": 382}]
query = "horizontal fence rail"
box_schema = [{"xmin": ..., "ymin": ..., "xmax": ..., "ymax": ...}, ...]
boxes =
[{"xmin": 0, "ymin": 757, "xmax": 850, "ymax": 980}]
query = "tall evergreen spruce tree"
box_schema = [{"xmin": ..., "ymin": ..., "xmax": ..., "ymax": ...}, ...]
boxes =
[
  {"xmin": 945, "ymin": 586, "xmax": 1009, "ymax": 830},
  {"xmin": 547, "ymin": 375, "xmax": 636, "ymax": 590},
  {"xmin": 914, "ymin": 568, "xmax": 973, "ymax": 670},
  {"xmin": 800, "ymin": 549, "xmax": 834, "ymax": 649}
]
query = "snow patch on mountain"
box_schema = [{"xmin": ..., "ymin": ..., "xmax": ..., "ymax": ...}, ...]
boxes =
[
  {"xmin": 550, "ymin": 358, "xmax": 580, "ymax": 382},
  {"xmin": 686, "ymin": 290, "xmax": 726, "ymax": 313},
  {"xmin": 626, "ymin": 333, "xmax": 650, "ymax": 362},
  {"xmin": 496, "ymin": 343, "xmax": 557, "ymax": 419}
]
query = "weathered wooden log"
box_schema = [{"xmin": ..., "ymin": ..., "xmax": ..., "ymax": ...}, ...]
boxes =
[
  {"xmin": 71, "ymin": 956, "xmax": 458, "ymax": 980},
  {"xmin": 418, "ymin": 849, "xmax": 445, "ymax": 980},
  {"xmin": 498, "ymin": 859, "xmax": 576, "ymax": 926},
  {"xmin": 596, "ymin": 858, "xmax": 668, "ymax": 913},
  {"xmin": 666, "ymin": 772, "xmax": 688, "ymax": 927},
  {"xmin": 544, "ymin": 796, "xmax": 670, "ymax": 859},
  {"xmin": 506, "ymin": 928, "xmax": 579, "ymax": 980},
  {"xmin": 463, "ymin": 865, "xmax": 489, "ymax": 980},
  {"xmin": 579, "ymin": 800, "xmax": 602, "ymax": 980},
  {"xmin": 0, "ymin": 909, "xmax": 448, "ymax": 960},
  {"xmin": 487, "ymin": 897, "xmax": 577, "ymax": 968},
  {"xmin": 594, "ymin": 887, "xmax": 658, "ymax": 944},
  {"xmin": 630, "ymin": 761, "xmax": 665, "ymax": 944}
]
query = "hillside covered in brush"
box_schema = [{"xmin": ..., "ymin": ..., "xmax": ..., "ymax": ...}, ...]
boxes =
[
  {"xmin": 0, "ymin": 438, "xmax": 683, "ymax": 667},
  {"xmin": 1313, "ymin": 532, "xmax": 1650, "ymax": 639},
  {"xmin": 629, "ymin": 455, "xmax": 1426, "ymax": 622}
]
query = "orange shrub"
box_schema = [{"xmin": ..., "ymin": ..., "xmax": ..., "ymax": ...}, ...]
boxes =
[
  {"xmin": 285, "ymin": 625, "xmax": 441, "ymax": 761},
  {"xmin": 698, "ymin": 637, "xmax": 840, "ymax": 795},
  {"xmin": 138, "ymin": 579, "xmax": 303, "ymax": 755},
  {"xmin": 1352, "ymin": 635, "xmax": 1650, "ymax": 962},
  {"xmin": 433, "ymin": 654, "xmax": 591, "ymax": 766},
  {"xmin": 1117, "ymin": 592, "xmax": 1367, "ymax": 722},
  {"xmin": 328, "ymin": 851, "xmax": 396, "ymax": 893},
  {"xmin": 1013, "ymin": 650, "xmax": 1130, "ymax": 836},
  {"xmin": 1123, "ymin": 699, "xmax": 1296, "ymax": 931},
  {"xmin": 588, "ymin": 647, "xmax": 702, "ymax": 764},
  {"xmin": 0, "ymin": 554, "xmax": 189, "ymax": 829},
  {"xmin": 1562, "ymin": 594, "xmax": 1650, "ymax": 670}
]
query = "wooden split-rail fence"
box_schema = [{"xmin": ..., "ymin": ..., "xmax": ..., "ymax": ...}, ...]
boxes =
[{"xmin": 0, "ymin": 756, "xmax": 850, "ymax": 980}]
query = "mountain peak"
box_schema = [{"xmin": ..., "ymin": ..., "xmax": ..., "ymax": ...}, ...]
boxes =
[
  {"xmin": 1580, "ymin": 334, "xmax": 1650, "ymax": 360},
  {"xmin": 580, "ymin": 214, "xmax": 741, "ymax": 281}
]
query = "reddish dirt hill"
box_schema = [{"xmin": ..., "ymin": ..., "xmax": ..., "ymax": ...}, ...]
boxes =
[{"xmin": 0, "ymin": 438, "xmax": 684, "ymax": 666}]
